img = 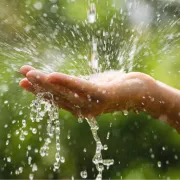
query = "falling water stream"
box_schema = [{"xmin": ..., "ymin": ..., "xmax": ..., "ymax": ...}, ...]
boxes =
[
  {"xmin": 30, "ymin": 92, "xmax": 64, "ymax": 178},
  {"xmin": 83, "ymin": 4, "xmax": 115, "ymax": 179},
  {"xmin": 29, "ymin": 91, "xmax": 114, "ymax": 180},
  {"xmin": 86, "ymin": 118, "xmax": 114, "ymax": 180}
]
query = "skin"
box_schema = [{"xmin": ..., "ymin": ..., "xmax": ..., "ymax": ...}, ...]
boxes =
[{"xmin": 19, "ymin": 65, "xmax": 180, "ymax": 132}]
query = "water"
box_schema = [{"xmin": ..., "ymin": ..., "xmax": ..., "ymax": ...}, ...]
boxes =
[
  {"xmin": 88, "ymin": 3, "xmax": 96, "ymax": 24},
  {"xmin": 90, "ymin": 36, "xmax": 99, "ymax": 72},
  {"xmin": 86, "ymin": 117, "xmax": 114, "ymax": 180},
  {"xmin": 88, "ymin": 3, "xmax": 99, "ymax": 73},
  {"xmin": 30, "ymin": 92, "xmax": 63, "ymax": 173},
  {"xmin": 0, "ymin": 0, "xmax": 180, "ymax": 179},
  {"xmin": 29, "ymin": 92, "xmax": 113, "ymax": 179},
  {"xmin": 80, "ymin": 170, "xmax": 88, "ymax": 179}
]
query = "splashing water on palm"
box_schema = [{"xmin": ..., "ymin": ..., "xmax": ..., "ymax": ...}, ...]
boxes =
[{"xmin": 1, "ymin": 0, "xmax": 180, "ymax": 179}]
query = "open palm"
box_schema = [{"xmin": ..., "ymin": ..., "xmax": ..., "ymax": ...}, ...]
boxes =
[{"xmin": 20, "ymin": 65, "xmax": 154, "ymax": 118}]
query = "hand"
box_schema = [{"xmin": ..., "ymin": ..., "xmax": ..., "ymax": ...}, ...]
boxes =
[{"xmin": 19, "ymin": 65, "xmax": 155, "ymax": 118}]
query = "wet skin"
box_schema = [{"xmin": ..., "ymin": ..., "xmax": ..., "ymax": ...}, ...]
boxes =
[{"xmin": 19, "ymin": 65, "xmax": 180, "ymax": 132}]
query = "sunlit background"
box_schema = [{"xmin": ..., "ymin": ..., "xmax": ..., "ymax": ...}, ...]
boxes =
[{"xmin": 0, "ymin": 0, "xmax": 180, "ymax": 179}]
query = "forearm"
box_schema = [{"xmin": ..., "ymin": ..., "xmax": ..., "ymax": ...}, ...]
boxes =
[
  {"xmin": 110, "ymin": 73, "xmax": 180, "ymax": 133},
  {"xmin": 140, "ymin": 80, "xmax": 180, "ymax": 132}
]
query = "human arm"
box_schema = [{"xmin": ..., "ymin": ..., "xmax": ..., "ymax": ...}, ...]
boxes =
[{"xmin": 19, "ymin": 65, "xmax": 180, "ymax": 132}]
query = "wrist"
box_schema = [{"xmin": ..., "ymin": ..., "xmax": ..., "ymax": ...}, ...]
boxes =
[
  {"xmin": 135, "ymin": 76, "xmax": 171, "ymax": 118},
  {"xmin": 108, "ymin": 73, "xmax": 155, "ymax": 112},
  {"xmin": 129, "ymin": 73, "xmax": 158, "ymax": 113}
]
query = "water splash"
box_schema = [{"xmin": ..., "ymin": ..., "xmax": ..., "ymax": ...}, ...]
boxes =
[
  {"xmin": 30, "ymin": 92, "xmax": 63, "ymax": 173},
  {"xmin": 88, "ymin": 3, "xmax": 100, "ymax": 73},
  {"xmin": 87, "ymin": 3, "xmax": 96, "ymax": 24},
  {"xmin": 90, "ymin": 36, "xmax": 99, "ymax": 72},
  {"xmin": 80, "ymin": 170, "xmax": 88, "ymax": 179},
  {"xmin": 86, "ymin": 117, "xmax": 114, "ymax": 180},
  {"xmin": 30, "ymin": 94, "xmax": 114, "ymax": 179}
]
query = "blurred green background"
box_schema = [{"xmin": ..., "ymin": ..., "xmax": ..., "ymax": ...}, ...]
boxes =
[{"xmin": 0, "ymin": 0, "xmax": 180, "ymax": 179}]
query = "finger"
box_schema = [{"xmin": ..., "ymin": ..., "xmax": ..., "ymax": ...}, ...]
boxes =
[
  {"xmin": 19, "ymin": 78, "xmax": 35, "ymax": 93},
  {"xmin": 19, "ymin": 78, "xmax": 47, "ymax": 95},
  {"xmin": 46, "ymin": 82, "xmax": 88, "ymax": 108},
  {"xmin": 26, "ymin": 70, "xmax": 72, "ymax": 98},
  {"xmin": 26, "ymin": 70, "xmax": 48, "ymax": 86},
  {"xmin": 20, "ymin": 72, "xmax": 79, "ymax": 114},
  {"xmin": 20, "ymin": 65, "xmax": 36, "ymax": 76},
  {"xmin": 26, "ymin": 70, "xmax": 83, "ymax": 103},
  {"xmin": 48, "ymin": 72, "xmax": 99, "ymax": 95},
  {"xmin": 26, "ymin": 70, "xmax": 48, "ymax": 94},
  {"xmin": 20, "ymin": 78, "xmax": 74, "ymax": 112}
]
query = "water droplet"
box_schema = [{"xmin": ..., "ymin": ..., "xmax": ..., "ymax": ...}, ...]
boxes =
[
  {"xmin": 103, "ymin": 159, "xmax": 114, "ymax": 166},
  {"xmin": 19, "ymin": 167, "xmax": 23, "ymax": 174},
  {"xmin": 18, "ymin": 144, "xmax": 21, "ymax": 149},
  {"xmin": 157, "ymin": 161, "xmax": 161, "ymax": 168},
  {"xmin": 55, "ymin": 152, "xmax": 60, "ymax": 162},
  {"xmin": 23, "ymin": 131, "xmax": 28, "ymax": 136},
  {"xmin": 97, "ymin": 164, "xmax": 104, "ymax": 171},
  {"xmin": 29, "ymin": 173, "xmax": 34, "ymax": 180},
  {"xmin": 50, "ymin": 4, "xmax": 58, "ymax": 13},
  {"xmin": 83, "ymin": 148, "xmax": 87, "ymax": 153},
  {"xmin": 33, "ymin": 2, "xmax": 42, "ymax": 10},
  {"xmin": 19, "ymin": 111, "xmax": 23, "ymax": 115},
  {"xmin": 7, "ymin": 157, "xmax": 11, "ymax": 162},
  {"xmin": 74, "ymin": 93, "xmax": 79, "ymax": 98},
  {"xmin": 78, "ymin": 117, "xmax": 83, "ymax": 123},
  {"xmin": 19, "ymin": 134, "xmax": 25, "ymax": 141},
  {"xmin": 90, "ymin": 37, "xmax": 99, "ymax": 71},
  {"xmin": 174, "ymin": 155, "xmax": 178, "ymax": 160},
  {"xmin": 122, "ymin": 110, "xmax": 128, "ymax": 116},
  {"xmin": 32, "ymin": 128, "xmax": 37, "ymax": 134},
  {"xmin": 80, "ymin": 170, "xmax": 88, "ymax": 179},
  {"xmin": 4, "ymin": 100, "xmax": 8, "ymax": 104},
  {"xmin": 12, "ymin": 120, "xmax": 16, "ymax": 124},
  {"xmin": 4, "ymin": 124, "xmax": 8, "ymax": 128},
  {"xmin": 166, "ymin": 160, "xmax": 169, "ymax": 164},
  {"xmin": 96, "ymin": 173, "xmax": 102, "ymax": 180},
  {"xmin": 103, "ymin": 144, "xmax": 108, "ymax": 150},
  {"xmin": 15, "ymin": 130, "xmax": 19, "ymax": 135},
  {"xmin": 15, "ymin": 169, "xmax": 19, "ymax": 175},
  {"xmin": 106, "ymin": 132, "xmax": 110, "ymax": 140},
  {"xmin": 22, "ymin": 120, "xmax": 26, "ymax": 127},
  {"xmin": 40, "ymin": 147, "xmax": 46, "ymax": 157},
  {"xmin": 28, "ymin": 156, "xmax": 32, "ymax": 165},
  {"xmin": 32, "ymin": 163, "xmax": 38, "ymax": 172},
  {"xmin": 56, "ymin": 143, "xmax": 60, "ymax": 151},
  {"xmin": 6, "ymin": 140, "xmax": 9, "ymax": 145},
  {"xmin": 135, "ymin": 109, "xmax": 139, "ymax": 114},
  {"xmin": 7, "ymin": 133, "xmax": 11, "ymax": 138},
  {"xmin": 53, "ymin": 162, "xmax": 60, "ymax": 171},
  {"xmin": 60, "ymin": 156, "xmax": 65, "ymax": 163},
  {"xmin": 151, "ymin": 154, "xmax": 155, "ymax": 159},
  {"xmin": 88, "ymin": 3, "xmax": 96, "ymax": 23},
  {"xmin": 34, "ymin": 148, "xmax": 38, "ymax": 153}
]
